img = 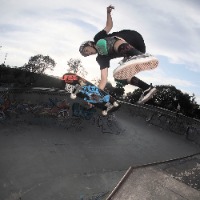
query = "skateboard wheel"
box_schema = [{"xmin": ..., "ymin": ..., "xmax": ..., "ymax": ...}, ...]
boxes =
[
  {"xmin": 113, "ymin": 101, "xmax": 119, "ymax": 107},
  {"xmin": 70, "ymin": 93, "xmax": 77, "ymax": 99},
  {"xmin": 102, "ymin": 110, "xmax": 108, "ymax": 116}
]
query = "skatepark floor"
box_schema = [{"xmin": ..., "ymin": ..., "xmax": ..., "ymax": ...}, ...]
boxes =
[
  {"xmin": 0, "ymin": 88, "xmax": 200, "ymax": 200},
  {"xmin": 1, "ymin": 114, "xmax": 200, "ymax": 200}
]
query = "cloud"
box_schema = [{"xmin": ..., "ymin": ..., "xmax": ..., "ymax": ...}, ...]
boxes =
[
  {"xmin": 1, "ymin": 0, "xmax": 199, "ymax": 69},
  {"xmin": 0, "ymin": 0, "xmax": 200, "ymax": 104},
  {"xmin": 0, "ymin": 0, "xmax": 109, "ymax": 81},
  {"xmin": 113, "ymin": 0, "xmax": 200, "ymax": 72}
]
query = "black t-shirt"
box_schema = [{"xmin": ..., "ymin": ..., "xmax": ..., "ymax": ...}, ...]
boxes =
[{"xmin": 93, "ymin": 29, "xmax": 146, "ymax": 69}]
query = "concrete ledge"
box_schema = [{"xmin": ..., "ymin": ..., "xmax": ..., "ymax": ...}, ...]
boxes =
[
  {"xmin": 107, "ymin": 154, "xmax": 200, "ymax": 200},
  {"xmin": 120, "ymin": 101, "xmax": 200, "ymax": 146}
]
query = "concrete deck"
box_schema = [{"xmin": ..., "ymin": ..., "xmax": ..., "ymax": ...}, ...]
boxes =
[{"xmin": 107, "ymin": 155, "xmax": 200, "ymax": 200}]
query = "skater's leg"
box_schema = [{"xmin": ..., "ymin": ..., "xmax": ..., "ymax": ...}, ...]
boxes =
[
  {"xmin": 117, "ymin": 43, "xmax": 143, "ymax": 57},
  {"xmin": 115, "ymin": 76, "xmax": 149, "ymax": 89},
  {"xmin": 128, "ymin": 76, "xmax": 157, "ymax": 104},
  {"xmin": 116, "ymin": 76, "xmax": 157, "ymax": 104},
  {"xmin": 127, "ymin": 76, "xmax": 150, "ymax": 90}
]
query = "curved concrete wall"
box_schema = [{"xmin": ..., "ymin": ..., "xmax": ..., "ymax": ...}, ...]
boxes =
[
  {"xmin": 120, "ymin": 102, "xmax": 200, "ymax": 145},
  {"xmin": 1, "ymin": 88, "xmax": 199, "ymax": 145}
]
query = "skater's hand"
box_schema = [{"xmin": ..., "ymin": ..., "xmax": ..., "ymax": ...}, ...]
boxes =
[
  {"xmin": 107, "ymin": 5, "xmax": 114, "ymax": 14},
  {"xmin": 104, "ymin": 6, "xmax": 114, "ymax": 34}
]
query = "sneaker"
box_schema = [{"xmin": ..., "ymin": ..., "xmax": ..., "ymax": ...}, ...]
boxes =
[
  {"xmin": 137, "ymin": 84, "xmax": 157, "ymax": 104},
  {"xmin": 118, "ymin": 56, "xmax": 133, "ymax": 65},
  {"xmin": 113, "ymin": 54, "xmax": 159, "ymax": 80},
  {"xmin": 118, "ymin": 55, "xmax": 143, "ymax": 65}
]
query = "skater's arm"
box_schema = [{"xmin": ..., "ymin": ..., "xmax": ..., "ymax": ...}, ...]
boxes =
[
  {"xmin": 99, "ymin": 68, "xmax": 108, "ymax": 90},
  {"xmin": 104, "ymin": 5, "xmax": 114, "ymax": 34}
]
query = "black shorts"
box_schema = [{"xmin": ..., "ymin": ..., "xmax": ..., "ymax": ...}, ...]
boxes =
[{"xmin": 109, "ymin": 30, "xmax": 146, "ymax": 53}]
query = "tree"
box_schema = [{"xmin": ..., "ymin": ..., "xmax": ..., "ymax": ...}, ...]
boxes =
[
  {"xmin": 113, "ymin": 80, "xmax": 125, "ymax": 99},
  {"xmin": 67, "ymin": 58, "xmax": 87, "ymax": 78},
  {"xmin": 192, "ymin": 105, "xmax": 200, "ymax": 119},
  {"xmin": 111, "ymin": 86, "xmax": 125, "ymax": 99},
  {"xmin": 21, "ymin": 54, "xmax": 56, "ymax": 74},
  {"xmin": 101, "ymin": 81, "xmax": 125, "ymax": 99},
  {"xmin": 152, "ymin": 85, "xmax": 199, "ymax": 117},
  {"xmin": 153, "ymin": 85, "xmax": 178, "ymax": 109}
]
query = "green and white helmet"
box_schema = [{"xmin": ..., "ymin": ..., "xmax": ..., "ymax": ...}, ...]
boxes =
[{"xmin": 79, "ymin": 41, "xmax": 94, "ymax": 56}]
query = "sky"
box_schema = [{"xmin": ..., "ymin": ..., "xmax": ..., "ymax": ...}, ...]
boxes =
[{"xmin": 0, "ymin": 0, "xmax": 200, "ymax": 104}]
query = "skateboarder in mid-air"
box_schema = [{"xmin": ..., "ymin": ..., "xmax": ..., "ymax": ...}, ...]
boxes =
[{"xmin": 79, "ymin": 5, "xmax": 158, "ymax": 104}]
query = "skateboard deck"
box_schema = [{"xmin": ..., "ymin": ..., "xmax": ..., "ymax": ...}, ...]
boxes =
[
  {"xmin": 113, "ymin": 54, "xmax": 159, "ymax": 80},
  {"xmin": 62, "ymin": 73, "xmax": 120, "ymax": 116}
]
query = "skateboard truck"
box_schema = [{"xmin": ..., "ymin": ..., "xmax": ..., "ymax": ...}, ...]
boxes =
[
  {"xmin": 70, "ymin": 84, "xmax": 82, "ymax": 99},
  {"xmin": 102, "ymin": 101, "xmax": 119, "ymax": 116}
]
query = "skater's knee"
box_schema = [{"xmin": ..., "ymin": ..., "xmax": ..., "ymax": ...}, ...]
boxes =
[
  {"xmin": 117, "ymin": 43, "xmax": 134, "ymax": 55},
  {"xmin": 113, "ymin": 39, "xmax": 126, "ymax": 52}
]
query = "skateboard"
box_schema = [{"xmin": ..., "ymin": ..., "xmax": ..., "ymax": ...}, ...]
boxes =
[
  {"xmin": 113, "ymin": 54, "xmax": 159, "ymax": 80},
  {"xmin": 62, "ymin": 73, "xmax": 120, "ymax": 116}
]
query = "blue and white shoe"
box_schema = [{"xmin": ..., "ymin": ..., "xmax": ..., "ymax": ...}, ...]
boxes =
[
  {"xmin": 113, "ymin": 54, "xmax": 158, "ymax": 80},
  {"xmin": 137, "ymin": 85, "xmax": 157, "ymax": 104}
]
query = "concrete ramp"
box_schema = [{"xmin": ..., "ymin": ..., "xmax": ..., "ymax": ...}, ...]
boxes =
[
  {"xmin": 0, "ymin": 88, "xmax": 200, "ymax": 200},
  {"xmin": 107, "ymin": 155, "xmax": 200, "ymax": 200}
]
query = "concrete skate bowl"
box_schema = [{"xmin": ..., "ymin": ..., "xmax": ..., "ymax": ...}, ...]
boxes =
[{"xmin": 0, "ymin": 88, "xmax": 200, "ymax": 200}]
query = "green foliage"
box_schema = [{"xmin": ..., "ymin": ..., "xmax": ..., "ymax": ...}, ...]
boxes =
[
  {"xmin": 67, "ymin": 58, "xmax": 87, "ymax": 78},
  {"xmin": 125, "ymin": 89, "xmax": 143, "ymax": 104},
  {"xmin": 153, "ymin": 85, "xmax": 197, "ymax": 117},
  {"xmin": 112, "ymin": 87, "xmax": 125, "ymax": 99},
  {"xmin": 153, "ymin": 85, "xmax": 180, "ymax": 108},
  {"xmin": 20, "ymin": 54, "xmax": 56, "ymax": 74},
  {"xmin": 103, "ymin": 81, "xmax": 125, "ymax": 99},
  {"xmin": 123, "ymin": 84, "xmax": 200, "ymax": 119}
]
